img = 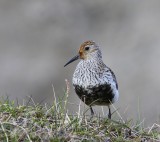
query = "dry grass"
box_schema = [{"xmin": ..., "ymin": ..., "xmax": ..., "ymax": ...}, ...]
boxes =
[{"xmin": 0, "ymin": 80, "xmax": 159, "ymax": 142}]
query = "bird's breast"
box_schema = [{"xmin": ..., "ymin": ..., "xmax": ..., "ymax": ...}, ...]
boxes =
[
  {"xmin": 72, "ymin": 61, "xmax": 107, "ymax": 88},
  {"xmin": 72, "ymin": 60, "xmax": 119, "ymax": 105}
]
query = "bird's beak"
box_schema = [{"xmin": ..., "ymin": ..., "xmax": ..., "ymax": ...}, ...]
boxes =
[{"xmin": 64, "ymin": 54, "xmax": 80, "ymax": 67}]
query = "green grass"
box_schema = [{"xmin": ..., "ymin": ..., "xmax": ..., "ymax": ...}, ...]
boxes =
[{"xmin": 0, "ymin": 81, "xmax": 159, "ymax": 142}]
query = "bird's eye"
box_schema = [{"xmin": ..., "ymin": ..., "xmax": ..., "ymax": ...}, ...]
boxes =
[{"xmin": 85, "ymin": 47, "xmax": 90, "ymax": 51}]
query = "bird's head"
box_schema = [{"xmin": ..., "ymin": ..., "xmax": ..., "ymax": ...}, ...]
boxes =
[{"xmin": 64, "ymin": 40, "xmax": 102, "ymax": 67}]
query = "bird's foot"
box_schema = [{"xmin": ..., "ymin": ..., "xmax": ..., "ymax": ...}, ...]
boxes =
[
  {"xmin": 108, "ymin": 112, "xmax": 111, "ymax": 119},
  {"xmin": 108, "ymin": 106, "xmax": 111, "ymax": 119},
  {"xmin": 90, "ymin": 107, "xmax": 94, "ymax": 116}
]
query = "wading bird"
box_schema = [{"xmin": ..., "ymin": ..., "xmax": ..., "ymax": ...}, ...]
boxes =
[{"xmin": 64, "ymin": 41, "xmax": 119, "ymax": 119}]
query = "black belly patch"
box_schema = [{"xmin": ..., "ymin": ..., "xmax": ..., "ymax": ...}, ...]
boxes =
[{"xmin": 74, "ymin": 84, "xmax": 114, "ymax": 106}]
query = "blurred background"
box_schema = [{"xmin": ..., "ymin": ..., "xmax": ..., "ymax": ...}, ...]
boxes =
[{"xmin": 0, "ymin": 0, "xmax": 160, "ymax": 126}]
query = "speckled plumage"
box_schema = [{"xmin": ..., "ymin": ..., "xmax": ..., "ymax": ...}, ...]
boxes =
[{"xmin": 64, "ymin": 41, "xmax": 119, "ymax": 119}]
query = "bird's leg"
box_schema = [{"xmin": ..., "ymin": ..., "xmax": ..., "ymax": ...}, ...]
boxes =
[
  {"xmin": 90, "ymin": 106, "xmax": 94, "ymax": 116},
  {"xmin": 108, "ymin": 105, "xmax": 111, "ymax": 119}
]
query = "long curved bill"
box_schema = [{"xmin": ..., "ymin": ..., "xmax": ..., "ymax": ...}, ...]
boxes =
[{"xmin": 64, "ymin": 55, "xmax": 80, "ymax": 67}]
